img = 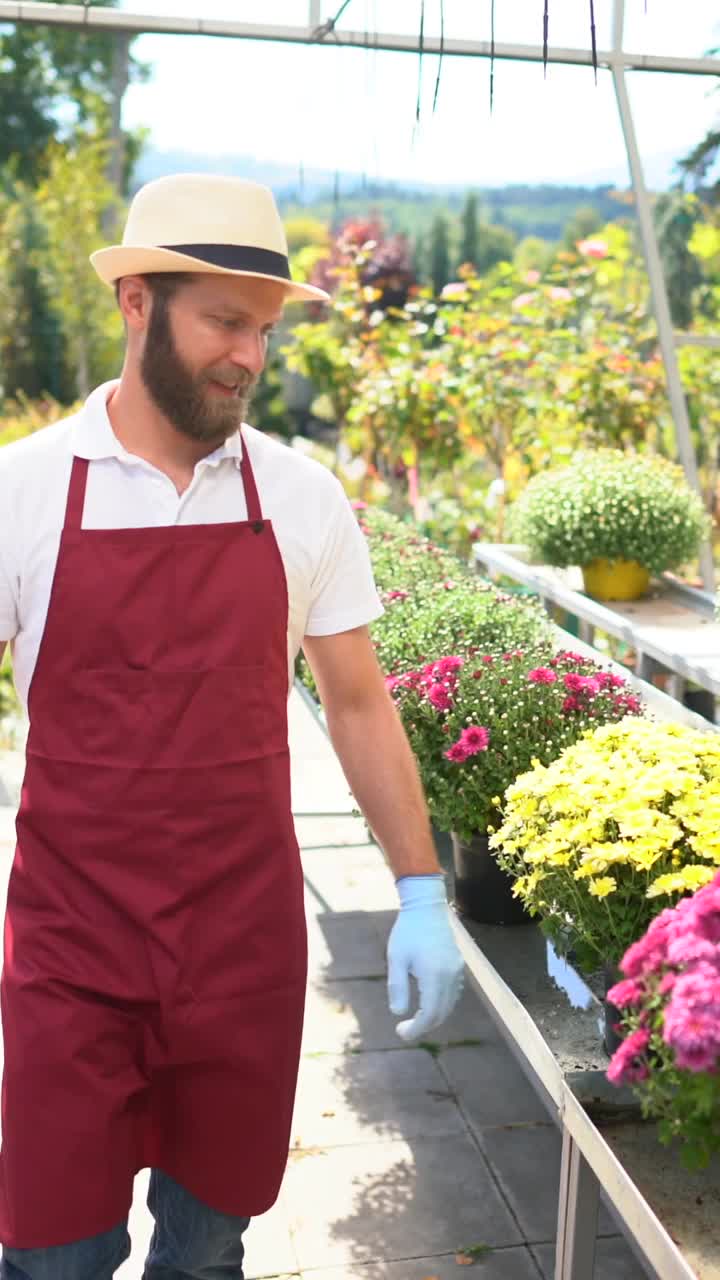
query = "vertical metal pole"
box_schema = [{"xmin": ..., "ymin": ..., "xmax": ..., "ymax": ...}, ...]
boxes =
[
  {"xmin": 611, "ymin": 0, "xmax": 715, "ymax": 590},
  {"xmin": 556, "ymin": 1128, "xmax": 600, "ymax": 1279},
  {"xmin": 309, "ymin": 0, "xmax": 321, "ymax": 27},
  {"xmin": 106, "ymin": 33, "xmax": 131, "ymax": 197}
]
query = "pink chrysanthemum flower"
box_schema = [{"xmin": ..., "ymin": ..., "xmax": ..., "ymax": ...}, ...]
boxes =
[
  {"xmin": 459, "ymin": 725, "xmax": 490, "ymax": 755},
  {"xmin": 527, "ymin": 667, "xmax": 557, "ymax": 685},
  {"xmin": 427, "ymin": 683, "xmax": 453, "ymax": 712},
  {"xmin": 606, "ymin": 1029, "xmax": 651, "ymax": 1085}
]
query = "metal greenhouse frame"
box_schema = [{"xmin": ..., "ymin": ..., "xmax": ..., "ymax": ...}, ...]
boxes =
[{"xmin": 0, "ymin": 0, "xmax": 718, "ymax": 586}]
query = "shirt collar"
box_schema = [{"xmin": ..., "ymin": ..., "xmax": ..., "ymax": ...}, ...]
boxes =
[{"xmin": 71, "ymin": 380, "xmax": 245, "ymax": 467}]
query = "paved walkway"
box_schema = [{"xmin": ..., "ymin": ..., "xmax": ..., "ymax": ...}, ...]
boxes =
[{"xmin": 0, "ymin": 692, "xmax": 650, "ymax": 1278}]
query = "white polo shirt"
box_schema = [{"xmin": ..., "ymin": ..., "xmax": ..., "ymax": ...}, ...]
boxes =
[{"xmin": 0, "ymin": 381, "xmax": 383, "ymax": 709}]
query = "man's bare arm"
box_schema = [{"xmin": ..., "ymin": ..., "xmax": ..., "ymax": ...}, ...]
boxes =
[{"xmin": 302, "ymin": 626, "xmax": 442, "ymax": 880}]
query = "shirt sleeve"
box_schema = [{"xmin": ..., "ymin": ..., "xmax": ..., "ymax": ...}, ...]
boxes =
[
  {"xmin": 0, "ymin": 488, "xmax": 19, "ymax": 643},
  {"xmin": 304, "ymin": 482, "xmax": 384, "ymax": 637}
]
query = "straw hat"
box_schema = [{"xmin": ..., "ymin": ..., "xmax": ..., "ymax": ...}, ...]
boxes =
[{"xmin": 90, "ymin": 173, "xmax": 330, "ymax": 303}]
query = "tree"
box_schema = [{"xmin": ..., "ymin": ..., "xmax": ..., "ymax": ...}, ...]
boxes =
[
  {"xmin": 33, "ymin": 135, "xmax": 126, "ymax": 399},
  {"xmin": 653, "ymin": 192, "xmax": 704, "ymax": 330},
  {"xmin": 563, "ymin": 205, "xmax": 604, "ymax": 251},
  {"xmin": 475, "ymin": 224, "xmax": 517, "ymax": 274},
  {"xmin": 0, "ymin": 0, "xmax": 146, "ymax": 189},
  {"xmin": 459, "ymin": 192, "xmax": 479, "ymax": 270},
  {"xmin": 430, "ymin": 213, "xmax": 451, "ymax": 296},
  {"xmin": 677, "ymin": 48, "xmax": 719, "ymax": 198},
  {"xmin": 514, "ymin": 235, "xmax": 554, "ymax": 274},
  {"xmin": 0, "ymin": 180, "xmax": 70, "ymax": 402}
]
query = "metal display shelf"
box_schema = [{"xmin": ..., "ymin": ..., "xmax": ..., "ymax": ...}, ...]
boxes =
[{"xmin": 473, "ymin": 544, "xmax": 720, "ymax": 709}]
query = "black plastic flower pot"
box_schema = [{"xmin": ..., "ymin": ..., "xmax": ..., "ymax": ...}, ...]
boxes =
[
  {"xmin": 450, "ymin": 831, "xmax": 532, "ymax": 925},
  {"xmin": 603, "ymin": 965, "xmax": 626, "ymax": 1058}
]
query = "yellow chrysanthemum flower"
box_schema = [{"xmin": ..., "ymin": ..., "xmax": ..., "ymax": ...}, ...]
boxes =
[{"xmin": 587, "ymin": 876, "xmax": 617, "ymax": 898}]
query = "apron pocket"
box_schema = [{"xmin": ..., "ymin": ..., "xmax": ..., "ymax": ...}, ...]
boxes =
[{"xmin": 63, "ymin": 665, "xmax": 283, "ymax": 768}]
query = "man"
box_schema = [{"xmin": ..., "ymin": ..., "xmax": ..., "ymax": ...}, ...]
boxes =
[{"xmin": 0, "ymin": 173, "xmax": 464, "ymax": 1279}]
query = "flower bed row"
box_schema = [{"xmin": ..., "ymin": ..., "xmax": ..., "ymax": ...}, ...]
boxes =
[{"xmin": 298, "ymin": 507, "xmax": 720, "ymax": 1170}]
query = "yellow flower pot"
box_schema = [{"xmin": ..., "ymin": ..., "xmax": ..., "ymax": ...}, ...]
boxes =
[{"xmin": 581, "ymin": 558, "xmax": 650, "ymax": 602}]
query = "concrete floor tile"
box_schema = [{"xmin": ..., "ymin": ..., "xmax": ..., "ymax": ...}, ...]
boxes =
[
  {"xmin": 532, "ymin": 1234, "xmax": 654, "ymax": 1279},
  {"xmin": 478, "ymin": 1124, "xmax": 614, "ymax": 1244},
  {"xmin": 243, "ymin": 1194, "xmax": 300, "ymax": 1279},
  {"xmin": 439, "ymin": 1043, "xmax": 551, "ymax": 1130},
  {"xmin": 291, "ymin": 1049, "xmax": 467, "ymax": 1149},
  {"xmin": 297, "ymin": 1268, "xmax": 386, "ymax": 1279},
  {"xmin": 302, "ymin": 848, "xmax": 399, "ymax": 915},
  {"xmin": 295, "ymin": 815, "xmax": 370, "ymax": 849},
  {"xmin": 283, "ymin": 1135, "xmax": 522, "ymax": 1270},
  {"xmin": 299, "ymin": 1247, "xmax": 543, "ymax": 1279},
  {"xmin": 301, "ymin": 977, "xmax": 402, "ymax": 1053},
  {"xmin": 305, "ymin": 910, "xmax": 387, "ymax": 982},
  {"xmin": 382, "ymin": 1245, "xmax": 543, "ymax": 1278}
]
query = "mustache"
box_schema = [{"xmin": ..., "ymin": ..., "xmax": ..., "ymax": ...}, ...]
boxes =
[{"xmin": 204, "ymin": 368, "xmax": 256, "ymax": 391}]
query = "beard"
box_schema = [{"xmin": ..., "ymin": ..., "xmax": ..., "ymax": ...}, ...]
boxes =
[{"xmin": 140, "ymin": 295, "xmax": 258, "ymax": 446}]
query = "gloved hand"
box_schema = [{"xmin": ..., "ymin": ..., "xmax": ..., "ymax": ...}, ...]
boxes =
[{"xmin": 387, "ymin": 873, "xmax": 465, "ymax": 1042}]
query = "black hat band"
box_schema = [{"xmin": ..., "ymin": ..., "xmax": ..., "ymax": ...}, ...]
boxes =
[{"xmin": 160, "ymin": 244, "xmax": 291, "ymax": 279}]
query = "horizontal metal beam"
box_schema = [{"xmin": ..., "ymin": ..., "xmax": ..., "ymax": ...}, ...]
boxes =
[
  {"xmin": 0, "ymin": 3, "xmax": 719, "ymax": 75},
  {"xmin": 674, "ymin": 332, "xmax": 720, "ymax": 349}
]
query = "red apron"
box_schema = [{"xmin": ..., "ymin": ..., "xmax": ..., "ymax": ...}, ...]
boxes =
[{"xmin": 0, "ymin": 437, "xmax": 307, "ymax": 1248}]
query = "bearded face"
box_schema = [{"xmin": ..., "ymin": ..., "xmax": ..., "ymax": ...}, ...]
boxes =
[{"xmin": 140, "ymin": 287, "xmax": 259, "ymax": 447}]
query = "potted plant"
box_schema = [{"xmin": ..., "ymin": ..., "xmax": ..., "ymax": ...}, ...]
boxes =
[
  {"xmin": 606, "ymin": 869, "xmax": 720, "ymax": 1171},
  {"xmin": 492, "ymin": 719, "xmax": 720, "ymax": 1046},
  {"xmin": 507, "ymin": 449, "xmax": 710, "ymax": 601},
  {"xmin": 387, "ymin": 648, "xmax": 643, "ymax": 924}
]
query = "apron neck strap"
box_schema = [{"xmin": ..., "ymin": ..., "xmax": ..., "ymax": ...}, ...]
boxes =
[
  {"xmin": 65, "ymin": 438, "xmax": 262, "ymax": 530},
  {"xmin": 239, "ymin": 431, "xmax": 262, "ymax": 524},
  {"xmin": 65, "ymin": 457, "xmax": 90, "ymax": 531}
]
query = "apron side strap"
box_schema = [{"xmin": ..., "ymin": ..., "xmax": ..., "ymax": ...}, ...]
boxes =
[
  {"xmin": 64, "ymin": 457, "xmax": 90, "ymax": 531},
  {"xmin": 239, "ymin": 430, "xmax": 263, "ymax": 525}
]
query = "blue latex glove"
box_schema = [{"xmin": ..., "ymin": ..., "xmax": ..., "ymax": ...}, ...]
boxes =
[{"xmin": 387, "ymin": 874, "xmax": 465, "ymax": 1042}]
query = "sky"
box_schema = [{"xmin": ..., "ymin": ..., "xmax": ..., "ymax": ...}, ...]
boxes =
[{"xmin": 120, "ymin": 1, "xmax": 720, "ymax": 189}]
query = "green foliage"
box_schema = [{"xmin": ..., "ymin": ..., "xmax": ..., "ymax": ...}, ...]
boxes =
[
  {"xmin": 654, "ymin": 193, "xmax": 705, "ymax": 330},
  {"xmin": 0, "ymin": 393, "xmax": 82, "ymax": 447},
  {"xmin": 0, "ymin": 1, "xmax": 146, "ymax": 187},
  {"xmin": 286, "ymin": 220, "xmax": 718, "ymax": 558},
  {"xmin": 32, "ymin": 134, "xmax": 126, "ymax": 398},
  {"xmin": 459, "ymin": 192, "xmax": 479, "ymax": 270},
  {"xmin": 508, "ymin": 448, "xmax": 710, "ymax": 575},
  {"xmin": 280, "ymin": 183, "xmax": 627, "ymax": 249},
  {"xmin": 430, "ymin": 213, "xmax": 451, "ymax": 296},
  {"xmin": 0, "ymin": 180, "xmax": 71, "ymax": 402},
  {"xmin": 362, "ymin": 506, "xmax": 460, "ymax": 591},
  {"xmin": 297, "ymin": 506, "xmax": 548, "ymax": 699},
  {"xmin": 562, "ymin": 205, "xmax": 604, "ymax": 251},
  {"xmin": 473, "ymin": 224, "xmax": 517, "ymax": 275},
  {"xmin": 0, "ymin": 646, "xmax": 16, "ymax": 724}
]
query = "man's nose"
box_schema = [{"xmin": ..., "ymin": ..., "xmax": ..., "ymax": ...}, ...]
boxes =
[{"xmin": 229, "ymin": 330, "xmax": 266, "ymax": 377}]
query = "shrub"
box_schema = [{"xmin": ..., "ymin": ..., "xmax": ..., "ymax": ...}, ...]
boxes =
[{"xmin": 508, "ymin": 448, "xmax": 710, "ymax": 575}]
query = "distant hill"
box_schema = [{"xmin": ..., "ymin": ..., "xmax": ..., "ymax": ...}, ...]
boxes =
[{"xmin": 132, "ymin": 148, "xmax": 636, "ymax": 243}]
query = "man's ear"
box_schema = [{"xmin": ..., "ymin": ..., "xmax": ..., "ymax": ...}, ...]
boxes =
[{"xmin": 116, "ymin": 276, "xmax": 152, "ymax": 334}]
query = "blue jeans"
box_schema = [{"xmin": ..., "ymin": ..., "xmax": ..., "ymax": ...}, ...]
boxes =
[{"xmin": 0, "ymin": 1169, "xmax": 251, "ymax": 1279}]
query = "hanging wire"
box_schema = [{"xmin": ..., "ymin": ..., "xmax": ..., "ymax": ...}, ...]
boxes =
[
  {"xmin": 432, "ymin": 0, "xmax": 445, "ymax": 113},
  {"xmin": 312, "ymin": 0, "xmax": 353, "ymax": 42},
  {"xmin": 489, "ymin": 0, "xmax": 496, "ymax": 113},
  {"xmin": 589, "ymin": 0, "xmax": 598, "ymax": 83},
  {"xmin": 415, "ymin": 0, "xmax": 426, "ymax": 128},
  {"xmin": 543, "ymin": 0, "xmax": 549, "ymax": 79}
]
